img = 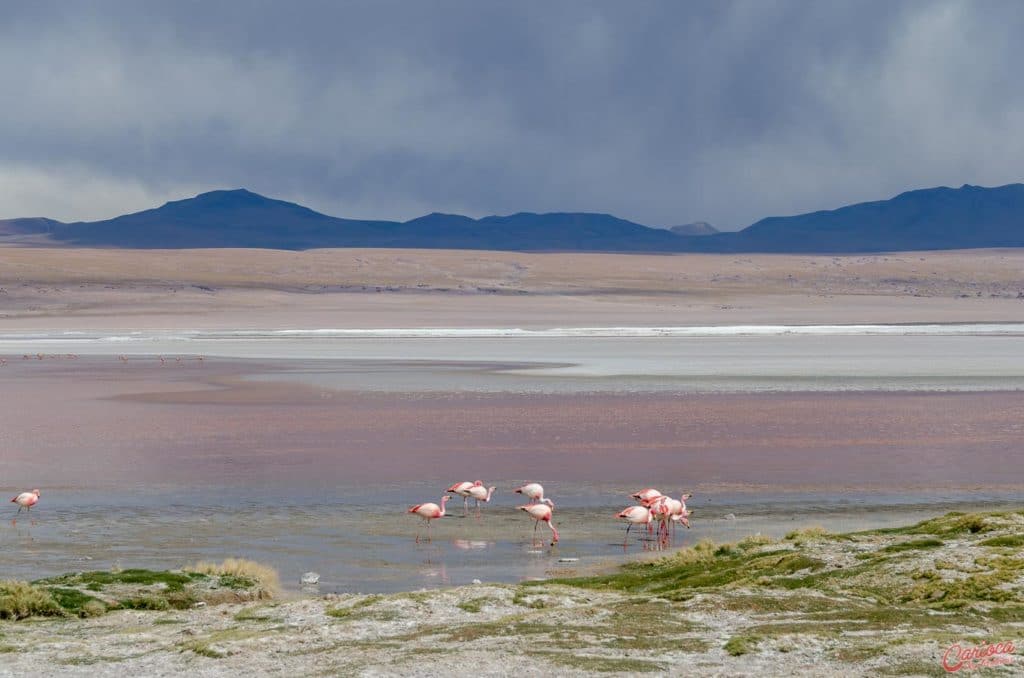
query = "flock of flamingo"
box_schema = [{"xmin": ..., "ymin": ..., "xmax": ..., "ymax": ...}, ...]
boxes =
[{"xmin": 408, "ymin": 482, "xmax": 693, "ymax": 546}]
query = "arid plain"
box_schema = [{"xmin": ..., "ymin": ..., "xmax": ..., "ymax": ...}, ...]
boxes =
[{"xmin": 3, "ymin": 246, "xmax": 1024, "ymax": 328}]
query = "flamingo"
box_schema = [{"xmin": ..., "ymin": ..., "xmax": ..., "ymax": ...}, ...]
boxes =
[
  {"xmin": 517, "ymin": 504, "xmax": 558, "ymax": 544},
  {"xmin": 639, "ymin": 494, "xmax": 668, "ymax": 533},
  {"xmin": 616, "ymin": 505, "xmax": 652, "ymax": 544},
  {"xmin": 649, "ymin": 501, "xmax": 674, "ymax": 538},
  {"xmin": 12, "ymin": 489, "xmax": 40, "ymax": 515},
  {"xmin": 408, "ymin": 495, "xmax": 450, "ymax": 542},
  {"xmin": 631, "ymin": 488, "xmax": 663, "ymax": 502},
  {"xmin": 446, "ymin": 480, "xmax": 483, "ymax": 515},
  {"xmin": 672, "ymin": 493, "xmax": 693, "ymax": 530},
  {"xmin": 514, "ymin": 483, "xmax": 554, "ymax": 507},
  {"xmin": 466, "ymin": 485, "xmax": 496, "ymax": 513}
]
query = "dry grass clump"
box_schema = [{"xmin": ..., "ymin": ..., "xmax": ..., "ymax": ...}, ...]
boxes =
[
  {"xmin": 186, "ymin": 559, "xmax": 281, "ymax": 599},
  {"xmin": 0, "ymin": 581, "xmax": 63, "ymax": 620},
  {"xmin": 672, "ymin": 539, "xmax": 718, "ymax": 565},
  {"xmin": 784, "ymin": 526, "xmax": 830, "ymax": 544},
  {"xmin": 737, "ymin": 534, "xmax": 776, "ymax": 550}
]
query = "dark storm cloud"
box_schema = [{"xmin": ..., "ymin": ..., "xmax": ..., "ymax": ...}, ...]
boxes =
[{"xmin": 1, "ymin": 1, "xmax": 1022, "ymax": 227}]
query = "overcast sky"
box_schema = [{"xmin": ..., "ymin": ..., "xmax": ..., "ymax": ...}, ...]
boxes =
[{"xmin": 2, "ymin": 1, "xmax": 1022, "ymax": 229}]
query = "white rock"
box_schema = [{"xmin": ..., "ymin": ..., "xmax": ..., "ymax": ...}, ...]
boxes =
[
  {"xmin": 300, "ymin": 572, "xmax": 320, "ymax": 586},
  {"xmin": 472, "ymin": 579, "xmax": 482, "ymax": 585}
]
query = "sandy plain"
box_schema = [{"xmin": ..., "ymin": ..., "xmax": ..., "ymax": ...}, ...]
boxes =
[{"xmin": 1, "ymin": 247, "xmax": 1024, "ymax": 329}]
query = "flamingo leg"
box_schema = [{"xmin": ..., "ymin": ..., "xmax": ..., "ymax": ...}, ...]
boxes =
[{"xmin": 463, "ymin": 497, "xmax": 468, "ymax": 516}]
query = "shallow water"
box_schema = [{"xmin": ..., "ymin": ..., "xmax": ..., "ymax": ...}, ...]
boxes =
[
  {"xmin": 2, "ymin": 325, "xmax": 1023, "ymax": 592},
  {"xmin": 3, "ymin": 483, "xmax": 1020, "ymax": 593}
]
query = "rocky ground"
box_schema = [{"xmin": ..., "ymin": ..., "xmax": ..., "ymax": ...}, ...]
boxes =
[{"xmin": 2, "ymin": 511, "xmax": 1024, "ymax": 676}]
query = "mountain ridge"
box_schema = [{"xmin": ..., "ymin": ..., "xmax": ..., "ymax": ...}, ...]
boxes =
[{"xmin": 3, "ymin": 182, "xmax": 1023, "ymax": 252}]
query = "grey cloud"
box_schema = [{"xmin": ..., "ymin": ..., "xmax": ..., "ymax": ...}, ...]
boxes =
[{"xmin": 1, "ymin": 0, "xmax": 1022, "ymax": 227}]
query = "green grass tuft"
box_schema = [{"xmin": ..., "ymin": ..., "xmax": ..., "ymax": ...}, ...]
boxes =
[
  {"xmin": 880, "ymin": 538, "xmax": 944, "ymax": 553},
  {"xmin": 980, "ymin": 535, "xmax": 1024, "ymax": 548},
  {"xmin": 724, "ymin": 634, "xmax": 762, "ymax": 656},
  {"xmin": 0, "ymin": 581, "xmax": 64, "ymax": 620}
]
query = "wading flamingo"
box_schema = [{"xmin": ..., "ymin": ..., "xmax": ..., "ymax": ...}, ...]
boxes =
[
  {"xmin": 616, "ymin": 505, "xmax": 652, "ymax": 544},
  {"xmin": 517, "ymin": 504, "xmax": 558, "ymax": 545},
  {"xmin": 12, "ymin": 489, "xmax": 40, "ymax": 515},
  {"xmin": 446, "ymin": 480, "xmax": 483, "ymax": 515},
  {"xmin": 514, "ymin": 483, "xmax": 554, "ymax": 507},
  {"xmin": 466, "ymin": 485, "xmax": 496, "ymax": 513},
  {"xmin": 639, "ymin": 494, "xmax": 668, "ymax": 533},
  {"xmin": 408, "ymin": 495, "xmax": 450, "ymax": 542},
  {"xmin": 631, "ymin": 488, "xmax": 663, "ymax": 503},
  {"xmin": 649, "ymin": 501, "xmax": 674, "ymax": 538},
  {"xmin": 673, "ymin": 493, "xmax": 693, "ymax": 530}
]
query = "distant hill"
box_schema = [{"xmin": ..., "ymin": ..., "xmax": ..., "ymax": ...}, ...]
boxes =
[
  {"xmin": 683, "ymin": 183, "xmax": 1024, "ymax": 253},
  {"xmin": 46, "ymin": 189, "xmax": 682, "ymax": 251},
  {"xmin": 0, "ymin": 217, "xmax": 61, "ymax": 236},
  {"xmin": 4, "ymin": 182, "xmax": 1024, "ymax": 252},
  {"xmin": 668, "ymin": 222, "xmax": 718, "ymax": 236}
]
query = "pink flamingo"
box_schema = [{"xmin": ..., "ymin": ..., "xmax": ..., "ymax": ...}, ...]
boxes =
[
  {"xmin": 631, "ymin": 488, "xmax": 663, "ymax": 502},
  {"xmin": 466, "ymin": 485, "xmax": 496, "ymax": 513},
  {"xmin": 514, "ymin": 483, "xmax": 554, "ymax": 507},
  {"xmin": 446, "ymin": 480, "xmax": 483, "ymax": 515},
  {"xmin": 649, "ymin": 501, "xmax": 673, "ymax": 538},
  {"xmin": 517, "ymin": 504, "xmax": 558, "ymax": 545},
  {"xmin": 670, "ymin": 493, "xmax": 693, "ymax": 531},
  {"xmin": 616, "ymin": 505, "xmax": 652, "ymax": 544},
  {"xmin": 408, "ymin": 495, "xmax": 450, "ymax": 542},
  {"xmin": 639, "ymin": 494, "xmax": 668, "ymax": 533},
  {"xmin": 12, "ymin": 489, "xmax": 40, "ymax": 515}
]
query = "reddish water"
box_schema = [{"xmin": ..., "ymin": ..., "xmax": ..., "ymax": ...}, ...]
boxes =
[
  {"xmin": 1, "ymin": 357, "xmax": 1023, "ymax": 492},
  {"xmin": 2, "ymin": 356, "xmax": 1022, "ymax": 592}
]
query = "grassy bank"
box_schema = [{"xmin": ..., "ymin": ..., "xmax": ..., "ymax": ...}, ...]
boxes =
[
  {"xmin": 0, "ymin": 559, "xmax": 278, "ymax": 621},
  {"xmin": 1, "ymin": 511, "xmax": 1022, "ymax": 675}
]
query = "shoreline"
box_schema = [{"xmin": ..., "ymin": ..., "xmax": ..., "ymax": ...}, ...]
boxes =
[{"xmin": 2, "ymin": 509, "xmax": 1022, "ymax": 675}]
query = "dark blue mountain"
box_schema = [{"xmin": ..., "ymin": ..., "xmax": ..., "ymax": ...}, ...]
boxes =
[
  {"xmin": 681, "ymin": 183, "xmax": 1024, "ymax": 252},
  {"xmin": 6, "ymin": 182, "xmax": 1024, "ymax": 252},
  {"xmin": 47, "ymin": 189, "xmax": 683, "ymax": 251}
]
